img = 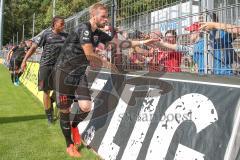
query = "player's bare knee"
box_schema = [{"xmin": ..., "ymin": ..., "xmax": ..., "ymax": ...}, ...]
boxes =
[
  {"xmin": 79, "ymin": 104, "xmax": 91, "ymax": 112},
  {"xmin": 78, "ymin": 100, "xmax": 91, "ymax": 112}
]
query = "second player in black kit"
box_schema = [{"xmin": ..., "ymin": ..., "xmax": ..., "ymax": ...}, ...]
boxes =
[
  {"xmin": 36, "ymin": 28, "xmax": 68, "ymax": 91},
  {"xmin": 21, "ymin": 16, "xmax": 68, "ymax": 124},
  {"xmin": 55, "ymin": 21, "xmax": 112, "ymax": 106}
]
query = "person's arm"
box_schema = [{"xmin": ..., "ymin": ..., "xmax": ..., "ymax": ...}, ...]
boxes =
[
  {"xmin": 21, "ymin": 43, "xmax": 38, "ymax": 71},
  {"xmin": 6, "ymin": 50, "xmax": 13, "ymax": 62},
  {"xmin": 21, "ymin": 32, "xmax": 46, "ymax": 71},
  {"xmin": 130, "ymin": 39, "xmax": 159, "ymax": 47},
  {"xmin": 22, "ymin": 43, "xmax": 38, "ymax": 61},
  {"xmin": 110, "ymin": 33, "xmax": 159, "ymax": 49},
  {"xmin": 82, "ymin": 43, "xmax": 119, "ymax": 73},
  {"xmin": 154, "ymin": 41, "xmax": 178, "ymax": 51},
  {"xmin": 200, "ymin": 22, "xmax": 240, "ymax": 35},
  {"xmin": 100, "ymin": 28, "xmax": 159, "ymax": 49},
  {"xmin": 154, "ymin": 40, "xmax": 193, "ymax": 56}
]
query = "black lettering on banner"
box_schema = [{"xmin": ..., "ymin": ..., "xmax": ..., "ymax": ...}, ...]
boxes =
[
  {"xmin": 74, "ymin": 71, "xmax": 173, "ymax": 125},
  {"xmin": 124, "ymin": 76, "xmax": 173, "ymax": 106}
]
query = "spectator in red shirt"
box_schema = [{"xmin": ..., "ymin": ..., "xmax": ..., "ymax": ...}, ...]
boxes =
[{"xmin": 157, "ymin": 30, "xmax": 182, "ymax": 72}]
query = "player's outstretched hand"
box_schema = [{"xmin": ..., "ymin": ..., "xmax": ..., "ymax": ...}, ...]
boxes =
[
  {"xmin": 200, "ymin": 22, "xmax": 217, "ymax": 31},
  {"xmin": 143, "ymin": 38, "xmax": 160, "ymax": 47}
]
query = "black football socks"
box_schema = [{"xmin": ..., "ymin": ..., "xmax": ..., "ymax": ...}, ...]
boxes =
[{"xmin": 60, "ymin": 112, "xmax": 73, "ymax": 147}]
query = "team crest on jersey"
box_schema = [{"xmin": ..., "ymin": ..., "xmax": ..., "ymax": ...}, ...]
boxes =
[{"xmin": 84, "ymin": 30, "xmax": 90, "ymax": 36}]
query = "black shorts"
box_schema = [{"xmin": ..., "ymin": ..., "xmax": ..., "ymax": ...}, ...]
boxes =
[
  {"xmin": 9, "ymin": 59, "xmax": 22, "ymax": 71},
  {"xmin": 54, "ymin": 68, "xmax": 91, "ymax": 109},
  {"xmin": 38, "ymin": 66, "xmax": 54, "ymax": 92}
]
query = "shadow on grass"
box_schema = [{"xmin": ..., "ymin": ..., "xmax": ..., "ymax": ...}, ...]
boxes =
[{"xmin": 0, "ymin": 114, "xmax": 46, "ymax": 124}]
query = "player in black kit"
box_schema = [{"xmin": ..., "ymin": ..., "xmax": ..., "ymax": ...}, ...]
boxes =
[
  {"xmin": 21, "ymin": 16, "xmax": 68, "ymax": 124},
  {"xmin": 54, "ymin": 3, "xmax": 158, "ymax": 157},
  {"xmin": 7, "ymin": 41, "xmax": 31, "ymax": 86}
]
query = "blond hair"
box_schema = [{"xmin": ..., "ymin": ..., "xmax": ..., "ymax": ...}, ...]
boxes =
[{"xmin": 89, "ymin": 3, "xmax": 108, "ymax": 17}]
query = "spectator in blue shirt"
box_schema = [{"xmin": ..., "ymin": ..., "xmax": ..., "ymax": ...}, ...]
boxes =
[
  {"xmin": 155, "ymin": 22, "xmax": 236, "ymax": 75},
  {"xmin": 209, "ymin": 29, "xmax": 235, "ymax": 75},
  {"xmin": 202, "ymin": 12, "xmax": 235, "ymax": 75}
]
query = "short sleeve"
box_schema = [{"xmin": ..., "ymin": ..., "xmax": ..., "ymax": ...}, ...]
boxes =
[
  {"xmin": 33, "ymin": 31, "xmax": 47, "ymax": 48},
  {"xmin": 78, "ymin": 25, "xmax": 92, "ymax": 45}
]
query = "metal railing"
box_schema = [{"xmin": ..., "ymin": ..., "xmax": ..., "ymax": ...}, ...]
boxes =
[
  {"xmin": 2, "ymin": 0, "xmax": 240, "ymax": 76},
  {"xmin": 113, "ymin": 0, "xmax": 240, "ymax": 76}
]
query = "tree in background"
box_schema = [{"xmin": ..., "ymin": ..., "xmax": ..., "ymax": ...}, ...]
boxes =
[
  {"xmin": 3, "ymin": 0, "xmax": 99, "ymax": 45},
  {"xmin": 3, "ymin": 0, "xmax": 177, "ymax": 45}
]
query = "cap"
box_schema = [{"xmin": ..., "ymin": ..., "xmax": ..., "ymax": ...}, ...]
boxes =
[{"xmin": 185, "ymin": 22, "xmax": 201, "ymax": 32}]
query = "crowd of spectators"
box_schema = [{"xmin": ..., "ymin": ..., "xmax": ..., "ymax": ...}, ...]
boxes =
[{"xmin": 92, "ymin": 17, "xmax": 240, "ymax": 76}]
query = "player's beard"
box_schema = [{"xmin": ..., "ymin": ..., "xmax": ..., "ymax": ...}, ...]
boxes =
[{"xmin": 96, "ymin": 22, "xmax": 106, "ymax": 28}]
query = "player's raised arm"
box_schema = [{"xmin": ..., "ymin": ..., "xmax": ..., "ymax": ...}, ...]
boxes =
[
  {"xmin": 154, "ymin": 39, "xmax": 178, "ymax": 51},
  {"xmin": 200, "ymin": 22, "xmax": 240, "ymax": 35},
  {"xmin": 131, "ymin": 38, "xmax": 159, "ymax": 47}
]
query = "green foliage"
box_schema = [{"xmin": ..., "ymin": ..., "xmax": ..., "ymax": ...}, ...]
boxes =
[
  {"xmin": 3, "ymin": 0, "xmax": 177, "ymax": 45},
  {"xmin": 3, "ymin": 0, "xmax": 99, "ymax": 45}
]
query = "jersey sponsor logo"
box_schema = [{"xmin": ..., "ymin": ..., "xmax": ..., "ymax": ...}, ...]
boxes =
[{"xmin": 83, "ymin": 37, "xmax": 90, "ymax": 40}]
